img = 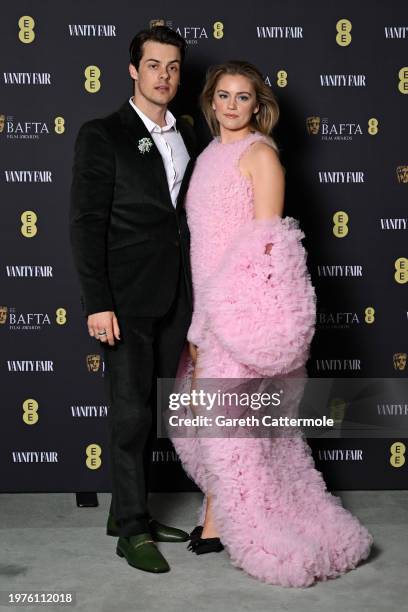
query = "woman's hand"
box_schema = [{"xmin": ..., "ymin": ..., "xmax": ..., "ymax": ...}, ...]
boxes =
[{"xmin": 189, "ymin": 341, "xmax": 198, "ymax": 365}]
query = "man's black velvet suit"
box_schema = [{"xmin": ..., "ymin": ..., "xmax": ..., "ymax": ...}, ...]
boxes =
[{"xmin": 70, "ymin": 100, "xmax": 196, "ymax": 536}]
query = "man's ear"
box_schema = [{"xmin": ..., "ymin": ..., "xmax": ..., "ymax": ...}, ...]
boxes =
[{"xmin": 129, "ymin": 63, "xmax": 138, "ymax": 81}]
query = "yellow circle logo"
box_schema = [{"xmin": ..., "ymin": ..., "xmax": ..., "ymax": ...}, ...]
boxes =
[
  {"xmin": 86, "ymin": 443, "xmax": 102, "ymax": 469},
  {"xmin": 390, "ymin": 441, "xmax": 406, "ymax": 467},
  {"xmin": 364, "ymin": 307, "xmax": 375, "ymax": 324},
  {"xmin": 18, "ymin": 16, "xmax": 35, "ymax": 44},
  {"xmin": 23, "ymin": 398, "xmax": 39, "ymax": 425},
  {"xmin": 84, "ymin": 66, "xmax": 101, "ymax": 93},
  {"xmin": 336, "ymin": 19, "xmax": 352, "ymax": 46},
  {"xmin": 368, "ymin": 118, "xmax": 378, "ymax": 135},
  {"xmin": 54, "ymin": 117, "xmax": 65, "ymax": 134},
  {"xmin": 333, "ymin": 211, "xmax": 349, "ymax": 237},
  {"xmin": 329, "ymin": 397, "xmax": 345, "ymax": 423},
  {"xmin": 213, "ymin": 22, "xmax": 224, "ymax": 39},
  {"xmin": 21, "ymin": 211, "xmax": 38, "ymax": 238},
  {"xmin": 56, "ymin": 308, "xmax": 67, "ymax": 325},
  {"xmin": 277, "ymin": 70, "xmax": 288, "ymax": 87},
  {"xmin": 398, "ymin": 67, "xmax": 408, "ymax": 94},
  {"xmin": 394, "ymin": 257, "xmax": 408, "ymax": 284}
]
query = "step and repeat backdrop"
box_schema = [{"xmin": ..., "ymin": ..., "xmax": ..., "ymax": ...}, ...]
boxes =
[{"xmin": 1, "ymin": 1, "xmax": 407, "ymax": 492}]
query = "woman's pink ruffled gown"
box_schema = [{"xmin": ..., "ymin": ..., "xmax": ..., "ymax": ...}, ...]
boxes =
[{"xmin": 170, "ymin": 131, "xmax": 373, "ymax": 587}]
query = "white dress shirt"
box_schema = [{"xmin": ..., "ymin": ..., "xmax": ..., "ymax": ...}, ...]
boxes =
[{"xmin": 129, "ymin": 97, "xmax": 190, "ymax": 207}]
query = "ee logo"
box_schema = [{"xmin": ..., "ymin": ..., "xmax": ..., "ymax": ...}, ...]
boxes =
[
  {"xmin": 329, "ymin": 398, "xmax": 345, "ymax": 423},
  {"xmin": 390, "ymin": 442, "xmax": 405, "ymax": 468},
  {"xmin": 394, "ymin": 258, "xmax": 408, "ymax": 284},
  {"xmin": 398, "ymin": 67, "xmax": 408, "ymax": 94},
  {"xmin": 23, "ymin": 399, "xmax": 39, "ymax": 425},
  {"xmin": 18, "ymin": 16, "xmax": 35, "ymax": 44},
  {"xmin": 333, "ymin": 211, "xmax": 349, "ymax": 238},
  {"xmin": 213, "ymin": 22, "xmax": 224, "ymax": 39},
  {"xmin": 277, "ymin": 70, "xmax": 288, "ymax": 88},
  {"xmin": 86, "ymin": 444, "xmax": 102, "ymax": 469},
  {"xmin": 21, "ymin": 211, "xmax": 37, "ymax": 238},
  {"xmin": 336, "ymin": 19, "xmax": 352, "ymax": 46},
  {"xmin": 84, "ymin": 66, "xmax": 101, "ymax": 93},
  {"xmin": 367, "ymin": 118, "xmax": 378, "ymax": 135},
  {"xmin": 364, "ymin": 307, "xmax": 375, "ymax": 324},
  {"xmin": 54, "ymin": 117, "xmax": 65, "ymax": 134},
  {"xmin": 56, "ymin": 308, "xmax": 67, "ymax": 325}
]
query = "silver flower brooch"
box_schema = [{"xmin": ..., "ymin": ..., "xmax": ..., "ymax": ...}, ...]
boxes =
[{"xmin": 138, "ymin": 137, "xmax": 153, "ymax": 154}]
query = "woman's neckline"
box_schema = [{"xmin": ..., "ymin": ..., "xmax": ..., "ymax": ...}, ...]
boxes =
[{"xmin": 215, "ymin": 130, "xmax": 258, "ymax": 145}]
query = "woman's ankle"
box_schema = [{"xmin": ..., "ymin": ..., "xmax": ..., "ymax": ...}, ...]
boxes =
[{"xmin": 201, "ymin": 523, "xmax": 220, "ymax": 539}]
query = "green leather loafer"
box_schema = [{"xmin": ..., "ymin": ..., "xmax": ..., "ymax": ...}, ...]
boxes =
[
  {"xmin": 107, "ymin": 513, "xmax": 189, "ymax": 543},
  {"xmin": 116, "ymin": 534, "xmax": 170, "ymax": 573}
]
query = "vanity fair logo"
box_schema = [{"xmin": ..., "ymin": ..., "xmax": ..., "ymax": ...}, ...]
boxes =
[
  {"xmin": 12, "ymin": 451, "xmax": 58, "ymax": 462},
  {"xmin": 152, "ymin": 450, "xmax": 181, "ymax": 463},
  {"xmin": 318, "ymin": 171, "xmax": 365, "ymax": 183},
  {"xmin": 306, "ymin": 116, "xmax": 377, "ymax": 141},
  {"xmin": 68, "ymin": 24, "xmax": 117, "ymax": 36},
  {"xmin": 377, "ymin": 403, "xmax": 408, "ymax": 416},
  {"xmin": 71, "ymin": 405, "xmax": 108, "ymax": 417},
  {"xmin": 317, "ymin": 449, "xmax": 363, "ymax": 460},
  {"xmin": 7, "ymin": 360, "xmax": 54, "ymax": 372},
  {"xmin": 380, "ymin": 218, "xmax": 407, "ymax": 230},
  {"xmin": 317, "ymin": 265, "xmax": 363, "ymax": 277},
  {"xmin": 3, "ymin": 72, "xmax": 51, "ymax": 85},
  {"xmin": 5, "ymin": 265, "xmax": 53, "ymax": 277},
  {"xmin": 256, "ymin": 25, "xmax": 303, "ymax": 38},
  {"xmin": 4, "ymin": 170, "xmax": 52, "ymax": 183},
  {"xmin": 320, "ymin": 74, "xmax": 367, "ymax": 87},
  {"xmin": 384, "ymin": 26, "xmax": 408, "ymax": 38},
  {"xmin": 314, "ymin": 359, "xmax": 362, "ymax": 372}
]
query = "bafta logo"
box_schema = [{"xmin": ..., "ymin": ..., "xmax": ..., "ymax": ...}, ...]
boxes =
[
  {"xmin": 86, "ymin": 354, "xmax": 101, "ymax": 372},
  {"xmin": 150, "ymin": 19, "xmax": 165, "ymax": 28},
  {"xmin": 0, "ymin": 114, "xmax": 5, "ymax": 134},
  {"xmin": 306, "ymin": 116, "xmax": 320, "ymax": 135},
  {"xmin": 393, "ymin": 352, "xmax": 407, "ymax": 371},
  {"xmin": 396, "ymin": 165, "xmax": 408, "ymax": 183},
  {"xmin": 0, "ymin": 306, "xmax": 8, "ymax": 324}
]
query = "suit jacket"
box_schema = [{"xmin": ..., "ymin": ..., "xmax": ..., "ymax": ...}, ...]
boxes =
[{"xmin": 69, "ymin": 100, "xmax": 196, "ymax": 317}]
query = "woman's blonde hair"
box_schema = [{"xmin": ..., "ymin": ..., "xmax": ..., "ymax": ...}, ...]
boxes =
[{"xmin": 200, "ymin": 60, "xmax": 280, "ymax": 152}]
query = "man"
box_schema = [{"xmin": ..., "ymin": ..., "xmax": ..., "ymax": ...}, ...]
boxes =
[{"xmin": 70, "ymin": 26, "xmax": 196, "ymax": 573}]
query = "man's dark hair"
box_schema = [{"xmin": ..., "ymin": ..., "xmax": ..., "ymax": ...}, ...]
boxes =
[{"xmin": 129, "ymin": 26, "xmax": 186, "ymax": 69}]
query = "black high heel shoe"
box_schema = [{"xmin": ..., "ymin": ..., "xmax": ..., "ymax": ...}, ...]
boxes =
[{"xmin": 187, "ymin": 525, "xmax": 224, "ymax": 555}]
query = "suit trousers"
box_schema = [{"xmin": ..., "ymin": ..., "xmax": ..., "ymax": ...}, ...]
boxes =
[{"xmin": 103, "ymin": 267, "xmax": 192, "ymax": 537}]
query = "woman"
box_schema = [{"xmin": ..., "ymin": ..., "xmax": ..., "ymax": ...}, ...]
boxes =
[{"xmin": 170, "ymin": 61, "xmax": 373, "ymax": 587}]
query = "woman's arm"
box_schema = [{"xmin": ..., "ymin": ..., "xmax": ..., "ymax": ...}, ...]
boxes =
[
  {"xmin": 240, "ymin": 141, "xmax": 285, "ymax": 218},
  {"xmin": 240, "ymin": 141, "xmax": 285, "ymax": 252}
]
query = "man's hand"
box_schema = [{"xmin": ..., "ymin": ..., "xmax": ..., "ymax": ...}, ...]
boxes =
[{"xmin": 88, "ymin": 311, "xmax": 121, "ymax": 346}]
